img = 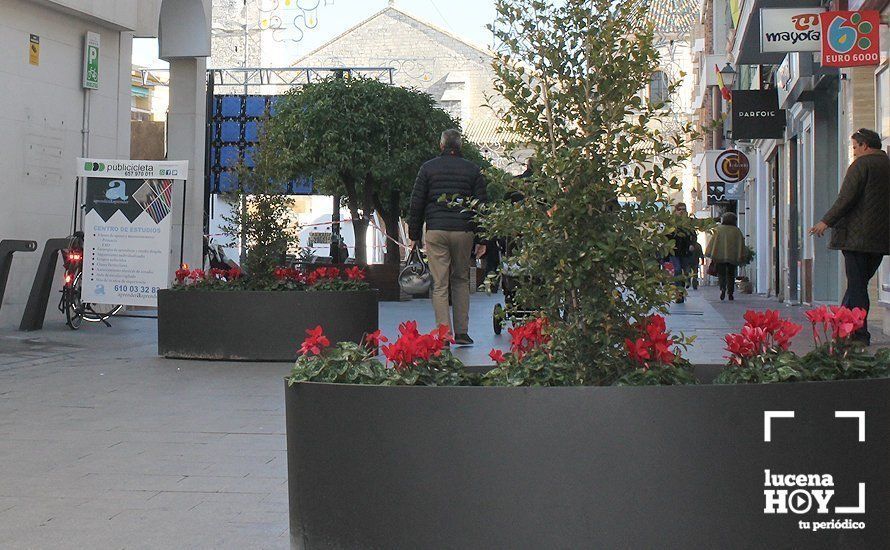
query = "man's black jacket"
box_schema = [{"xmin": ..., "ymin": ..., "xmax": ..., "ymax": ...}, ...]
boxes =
[{"xmin": 408, "ymin": 152, "xmax": 487, "ymax": 241}]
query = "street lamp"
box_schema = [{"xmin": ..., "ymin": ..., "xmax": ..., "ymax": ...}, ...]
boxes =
[{"xmin": 719, "ymin": 63, "xmax": 737, "ymax": 89}]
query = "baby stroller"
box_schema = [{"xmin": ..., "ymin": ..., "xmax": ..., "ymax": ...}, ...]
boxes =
[{"xmin": 492, "ymin": 237, "xmax": 537, "ymax": 335}]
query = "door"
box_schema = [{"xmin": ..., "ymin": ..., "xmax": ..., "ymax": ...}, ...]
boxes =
[
  {"xmin": 787, "ymin": 137, "xmax": 800, "ymax": 303},
  {"xmin": 768, "ymin": 149, "xmax": 783, "ymax": 300}
]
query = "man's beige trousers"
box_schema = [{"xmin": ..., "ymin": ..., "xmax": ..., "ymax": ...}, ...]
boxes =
[{"xmin": 424, "ymin": 230, "xmax": 474, "ymax": 335}]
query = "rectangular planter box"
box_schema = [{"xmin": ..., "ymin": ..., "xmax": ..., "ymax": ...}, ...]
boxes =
[
  {"xmin": 158, "ymin": 289, "xmax": 378, "ymax": 361},
  {"xmin": 286, "ymin": 378, "xmax": 890, "ymax": 549},
  {"xmin": 301, "ymin": 263, "xmax": 405, "ymax": 302}
]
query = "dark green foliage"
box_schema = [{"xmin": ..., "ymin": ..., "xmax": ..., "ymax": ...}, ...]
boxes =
[
  {"xmin": 288, "ymin": 343, "xmax": 471, "ymax": 386},
  {"xmin": 714, "ymin": 352, "xmax": 808, "ymax": 384},
  {"xmin": 614, "ymin": 360, "xmax": 698, "ymax": 386},
  {"xmin": 481, "ymin": 348, "xmax": 582, "ymax": 386},
  {"xmin": 799, "ymin": 345, "xmax": 890, "ymax": 381},
  {"xmin": 221, "ymin": 161, "xmax": 296, "ymax": 283},
  {"xmin": 478, "ymin": 0, "xmax": 708, "ymax": 384},
  {"xmin": 259, "ymin": 77, "xmax": 469, "ymax": 264}
]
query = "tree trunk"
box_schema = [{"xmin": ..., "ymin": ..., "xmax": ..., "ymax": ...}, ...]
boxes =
[
  {"xmin": 375, "ymin": 189, "xmax": 403, "ymax": 266},
  {"xmin": 381, "ymin": 211, "xmax": 402, "ymax": 265},
  {"xmin": 351, "ymin": 218, "xmax": 369, "ymax": 266}
]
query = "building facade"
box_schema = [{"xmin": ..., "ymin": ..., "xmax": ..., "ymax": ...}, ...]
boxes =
[
  {"xmin": 692, "ymin": 0, "xmax": 890, "ymax": 331},
  {"xmin": 0, "ymin": 0, "xmax": 212, "ymax": 328}
]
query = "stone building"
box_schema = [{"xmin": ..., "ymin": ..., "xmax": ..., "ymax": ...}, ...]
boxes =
[
  {"xmin": 291, "ymin": 3, "xmax": 517, "ymax": 171},
  {"xmin": 647, "ymin": 0, "xmax": 702, "ymax": 209}
]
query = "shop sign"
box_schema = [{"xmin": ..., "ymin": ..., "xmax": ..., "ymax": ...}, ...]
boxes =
[
  {"xmin": 732, "ymin": 90, "xmax": 786, "ymax": 140},
  {"xmin": 707, "ymin": 182, "xmax": 727, "ymax": 205},
  {"xmin": 714, "ymin": 150, "xmax": 750, "ymax": 183},
  {"xmin": 76, "ymin": 159, "xmax": 187, "ymax": 307},
  {"xmin": 760, "ymin": 8, "xmax": 824, "ymax": 53},
  {"xmin": 820, "ymin": 11, "xmax": 881, "ymax": 68}
]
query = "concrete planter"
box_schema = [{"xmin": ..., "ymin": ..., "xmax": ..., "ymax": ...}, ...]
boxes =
[
  {"xmin": 157, "ymin": 289, "xmax": 378, "ymax": 361},
  {"xmin": 286, "ymin": 378, "xmax": 890, "ymax": 549}
]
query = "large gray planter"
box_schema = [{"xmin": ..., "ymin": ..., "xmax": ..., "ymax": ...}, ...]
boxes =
[
  {"xmin": 286, "ymin": 378, "xmax": 890, "ymax": 549},
  {"xmin": 158, "ymin": 289, "xmax": 378, "ymax": 361}
]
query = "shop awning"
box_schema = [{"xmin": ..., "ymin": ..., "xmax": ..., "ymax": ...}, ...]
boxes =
[{"xmin": 734, "ymin": 0, "xmax": 824, "ymax": 66}]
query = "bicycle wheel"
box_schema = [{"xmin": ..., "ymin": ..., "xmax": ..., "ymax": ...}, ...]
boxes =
[
  {"xmin": 64, "ymin": 273, "xmax": 84, "ymax": 330},
  {"xmin": 82, "ymin": 302, "xmax": 123, "ymax": 323}
]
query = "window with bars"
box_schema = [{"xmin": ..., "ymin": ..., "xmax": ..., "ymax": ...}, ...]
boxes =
[{"xmin": 649, "ymin": 70, "xmax": 670, "ymax": 106}]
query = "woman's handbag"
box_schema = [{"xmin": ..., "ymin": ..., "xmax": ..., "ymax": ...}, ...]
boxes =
[
  {"xmin": 399, "ymin": 245, "xmax": 432, "ymax": 296},
  {"xmin": 706, "ymin": 261, "xmax": 718, "ymax": 277}
]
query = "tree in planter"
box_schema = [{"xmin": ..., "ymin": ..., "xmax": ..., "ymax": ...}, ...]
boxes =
[
  {"xmin": 221, "ymin": 152, "xmax": 297, "ymax": 283},
  {"xmin": 478, "ymin": 0, "xmax": 706, "ymax": 384},
  {"xmin": 260, "ymin": 77, "xmax": 485, "ymax": 265}
]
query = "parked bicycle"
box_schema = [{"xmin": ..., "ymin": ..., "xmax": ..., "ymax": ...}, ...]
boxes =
[{"xmin": 57, "ymin": 232, "xmax": 122, "ymax": 329}]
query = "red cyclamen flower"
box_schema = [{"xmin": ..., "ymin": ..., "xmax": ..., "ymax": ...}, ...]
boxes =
[
  {"xmin": 625, "ymin": 315, "xmax": 676, "ymax": 368},
  {"xmin": 364, "ymin": 330, "xmax": 388, "ymax": 350},
  {"xmin": 345, "ymin": 266, "xmax": 366, "ymax": 281},
  {"xmin": 489, "ymin": 349, "xmax": 506, "ymax": 364},
  {"xmin": 381, "ymin": 322, "xmax": 449, "ymax": 371},
  {"xmin": 175, "ymin": 268, "xmax": 191, "ymax": 284},
  {"xmin": 508, "ymin": 317, "xmax": 550, "ymax": 359},
  {"xmin": 299, "ymin": 325, "xmax": 330, "ymax": 356}
]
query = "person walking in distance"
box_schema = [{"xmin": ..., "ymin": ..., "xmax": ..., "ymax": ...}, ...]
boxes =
[
  {"xmin": 668, "ymin": 202, "xmax": 696, "ymax": 303},
  {"xmin": 706, "ymin": 212, "xmax": 746, "ymax": 301},
  {"xmin": 409, "ymin": 129, "xmax": 487, "ymax": 345},
  {"xmin": 810, "ymin": 128, "xmax": 890, "ymax": 345}
]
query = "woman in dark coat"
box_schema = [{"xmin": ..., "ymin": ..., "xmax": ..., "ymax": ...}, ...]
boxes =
[{"xmin": 705, "ymin": 212, "xmax": 746, "ymax": 301}]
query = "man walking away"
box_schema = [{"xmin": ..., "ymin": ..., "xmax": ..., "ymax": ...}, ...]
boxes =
[
  {"xmin": 409, "ymin": 129, "xmax": 487, "ymax": 345},
  {"xmin": 810, "ymin": 128, "xmax": 889, "ymax": 345}
]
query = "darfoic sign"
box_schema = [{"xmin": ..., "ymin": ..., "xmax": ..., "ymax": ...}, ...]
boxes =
[{"xmin": 732, "ymin": 90, "xmax": 786, "ymax": 140}]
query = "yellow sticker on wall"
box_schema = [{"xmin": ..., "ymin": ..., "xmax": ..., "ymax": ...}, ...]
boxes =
[{"xmin": 29, "ymin": 34, "xmax": 39, "ymax": 66}]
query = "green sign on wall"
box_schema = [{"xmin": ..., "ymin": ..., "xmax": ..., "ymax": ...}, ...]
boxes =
[{"xmin": 83, "ymin": 32, "xmax": 100, "ymax": 89}]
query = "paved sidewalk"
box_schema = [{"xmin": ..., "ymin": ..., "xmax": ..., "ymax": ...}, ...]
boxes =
[{"xmin": 0, "ymin": 288, "xmax": 885, "ymax": 548}]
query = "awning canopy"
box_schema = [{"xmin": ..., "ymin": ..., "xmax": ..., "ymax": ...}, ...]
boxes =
[{"xmin": 734, "ymin": 0, "xmax": 824, "ymax": 66}]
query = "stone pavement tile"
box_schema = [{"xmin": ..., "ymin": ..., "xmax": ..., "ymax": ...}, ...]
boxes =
[
  {"xmin": 173, "ymin": 474, "xmax": 287, "ymax": 494},
  {"xmin": 216, "ymin": 432, "xmax": 286, "ymax": 452},
  {"xmin": 199, "ymin": 452, "xmax": 286, "ymax": 478}
]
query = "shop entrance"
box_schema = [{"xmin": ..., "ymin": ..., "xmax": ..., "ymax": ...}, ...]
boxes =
[
  {"xmin": 787, "ymin": 136, "xmax": 800, "ymax": 303},
  {"xmin": 767, "ymin": 149, "xmax": 782, "ymax": 300}
]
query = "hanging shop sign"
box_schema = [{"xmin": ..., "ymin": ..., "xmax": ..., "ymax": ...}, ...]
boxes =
[
  {"xmin": 76, "ymin": 159, "xmax": 188, "ymax": 307},
  {"xmin": 820, "ymin": 11, "xmax": 881, "ymax": 68},
  {"xmin": 760, "ymin": 8, "xmax": 824, "ymax": 54},
  {"xmin": 732, "ymin": 90, "xmax": 786, "ymax": 140},
  {"xmin": 706, "ymin": 182, "xmax": 727, "ymax": 205},
  {"xmin": 713, "ymin": 149, "xmax": 750, "ymax": 183}
]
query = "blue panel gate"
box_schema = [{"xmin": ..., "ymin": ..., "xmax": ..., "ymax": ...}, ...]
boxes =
[{"xmin": 207, "ymin": 94, "xmax": 313, "ymax": 195}]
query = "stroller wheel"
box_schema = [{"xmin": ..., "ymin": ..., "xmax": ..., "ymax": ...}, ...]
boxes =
[{"xmin": 493, "ymin": 303, "xmax": 504, "ymax": 335}]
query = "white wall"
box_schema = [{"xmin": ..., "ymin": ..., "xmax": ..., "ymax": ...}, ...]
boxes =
[{"xmin": 0, "ymin": 0, "xmax": 134, "ymax": 327}]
